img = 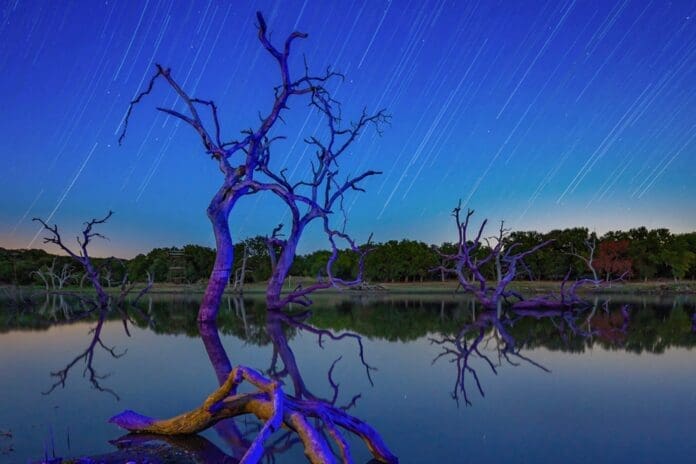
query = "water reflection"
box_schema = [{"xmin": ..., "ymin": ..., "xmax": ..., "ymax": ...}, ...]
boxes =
[
  {"xmin": 109, "ymin": 298, "xmax": 397, "ymax": 463},
  {"xmin": 35, "ymin": 291, "xmax": 153, "ymax": 400},
  {"xmin": 430, "ymin": 302, "xmax": 633, "ymax": 405},
  {"xmin": 1, "ymin": 292, "xmax": 694, "ymax": 463}
]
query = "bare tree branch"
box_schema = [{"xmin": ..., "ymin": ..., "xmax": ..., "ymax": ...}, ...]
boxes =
[{"xmin": 117, "ymin": 11, "xmax": 387, "ymax": 318}]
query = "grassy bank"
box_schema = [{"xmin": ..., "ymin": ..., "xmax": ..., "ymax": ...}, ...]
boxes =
[{"xmin": 4, "ymin": 279, "xmax": 695, "ymax": 298}]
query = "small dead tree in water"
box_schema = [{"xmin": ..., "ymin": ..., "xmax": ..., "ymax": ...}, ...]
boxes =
[
  {"xmin": 33, "ymin": 211, "xmax": 115, "ymax": 309},
  {"xmin": 436, "ymin": 203, "xmax": 622, "ymax": 311},
  {"xmin": 33, "ymin": 212, "xmax": 153, "ymax": 397},
  {"xmin": 119, "ymin": 12, "xmax": 386, "ymax": 319}
]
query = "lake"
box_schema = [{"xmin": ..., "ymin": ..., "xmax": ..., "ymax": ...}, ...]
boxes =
[{"xmin": 1, "ymin": 293, "xmax": 695, "ymax": 463}]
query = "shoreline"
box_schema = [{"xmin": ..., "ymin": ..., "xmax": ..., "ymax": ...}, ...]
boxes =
[{"xmin": 3, "ymin": 279, "xmax": 695, "ymax": 297}]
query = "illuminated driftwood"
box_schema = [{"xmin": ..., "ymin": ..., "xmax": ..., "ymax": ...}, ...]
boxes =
[
  {"xmin": 110, "ymin": 365, "xmax": 398, "ymax": 464},
  {"xmin": 194, "ymin": 306, "xmax": 388, "ymax": 462}
]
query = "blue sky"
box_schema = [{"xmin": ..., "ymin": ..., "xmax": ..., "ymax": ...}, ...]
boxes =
[{"xmin": 0, "ymin": 0, "xmax": 694, "ymax": 257}]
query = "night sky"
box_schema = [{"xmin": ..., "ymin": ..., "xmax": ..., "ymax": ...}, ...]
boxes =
[{"xmin": 1, "ymin": 0, "xmax": 694, "ymax": 258}]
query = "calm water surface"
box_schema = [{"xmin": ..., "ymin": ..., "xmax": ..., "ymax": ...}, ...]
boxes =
[{"xmin": 0, "ymin": 293, "xmax": 695, "ymax": 463}]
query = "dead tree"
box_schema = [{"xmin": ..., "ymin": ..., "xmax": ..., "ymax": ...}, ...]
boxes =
[
  {"xmin": 434, "ymin": 203, "xmax": 552, "ymax": 310},
  {"xmin": 431, "ymin": 302, "xmax": 630, "ymax": 406},
  {"xmin": 436, "ymin": 203, "xmax": 622, "ymax": 311},
  {"xmin": 31, "ymin": 267, "xmax": 50, "ymax": 291},
  {"xmin": 100, "ymin": 259, "xmax": 119, "ymax": 288},
  {"xmin": 230, "ymin": 243, "xmax": 250, "ymax": 294},
  {"xmin": 33, "ymin": 212, "xmax": 154, "ymax": 397},
  {"xmin": 33, "ymin": 212, "xmax": 115, "ymax": 309},
  {"xmin": 119, "ymin": 12, "xmax": 386, "ymax": 320},
  {"xmin": 568, "ymin": 235, "xmax": 600, "ymax": 285},
  {"xmin": 109, "ymin": 366, "xmax": 397, "ymax": 463},
  {"xmin": 32, "ymin": 258, "xmax": 75, "ymax": 291}
]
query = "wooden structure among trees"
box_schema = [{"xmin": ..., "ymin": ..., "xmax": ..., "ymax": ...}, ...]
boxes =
[{"xmin": 167, "ymin": 249, "xmax": 187, "ymax": 284}]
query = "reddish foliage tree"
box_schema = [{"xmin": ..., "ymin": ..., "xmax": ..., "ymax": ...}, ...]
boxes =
[{"xmin": 594, "ymin": 240, "xmax": 633, "ymax": 281}]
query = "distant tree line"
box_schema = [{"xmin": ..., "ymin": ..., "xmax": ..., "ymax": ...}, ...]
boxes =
[{"xmin": 1, "ymin": 226, "xmax": 695, "ymax": 286}]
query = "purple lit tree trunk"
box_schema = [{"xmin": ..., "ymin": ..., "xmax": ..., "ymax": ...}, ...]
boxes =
[
  {"xmin": 199, "ymin": 320, "xmax": 233, "ymax": 384},
  {"xmin": 198, "ymin": 193, "xmax": 241, "ymax": 321}
]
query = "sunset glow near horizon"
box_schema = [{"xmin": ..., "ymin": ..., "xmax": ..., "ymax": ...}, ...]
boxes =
[{"xmin": 1, "ymin": 0, "xmax": 694, "ymax": 258}]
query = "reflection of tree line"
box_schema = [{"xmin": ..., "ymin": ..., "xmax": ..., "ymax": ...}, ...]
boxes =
[
  {"xmin": 10, "ymin": 292, "xmax": 695, "ymax": 462},
  {"xmin": 2, "ymin": 295, "xmax": 695, "ymax": 353}
]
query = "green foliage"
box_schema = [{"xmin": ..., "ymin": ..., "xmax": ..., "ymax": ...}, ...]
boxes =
[
  {"xmin": 662, "ymin": 235, "xmax": 695, "ymax": 281},
  {"xmin": 2, "ymin": 225, "xmax": 695, "ymax": 285}
]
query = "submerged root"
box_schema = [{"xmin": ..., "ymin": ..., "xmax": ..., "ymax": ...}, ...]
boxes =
[{"xmin": 109, "ymin": 365, "xmax": 397, "ymax": 464}]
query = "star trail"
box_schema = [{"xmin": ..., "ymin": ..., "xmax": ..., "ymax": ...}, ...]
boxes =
[{"xmin": 0, "ymin": 0, "xmax": 694, "ymax": 257}]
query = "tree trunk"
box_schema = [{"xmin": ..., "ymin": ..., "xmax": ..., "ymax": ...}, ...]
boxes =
[
  {"xmin": 198, "ymin": 203, "xmax": 234, "ymax": 322},
  {"xmin": 266, "ymin": 314, "xmax": 309, "ymax": 396},
  {"xmin": 266, "ymin": 233, "xmax": 300, "ymax": 310},
  {"xmin": 198, "ymin": 321, "xmax": 232, "ymax": 384}
]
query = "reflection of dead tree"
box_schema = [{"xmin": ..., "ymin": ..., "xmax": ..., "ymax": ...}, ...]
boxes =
[
  {"xmin": 38, "ymin": 293, "xmax": 71, "ymax": 321},
  {"xmin": 33, "ymin": 212, "xmax": 153, "ymax": 398},
  {"xmin": 266, "ymin": 311, "xmax": 365, "ymax": 408},
  {"xmin": 431, "ymin": 310, "xmax": 550, "ymax": 406},
  {"xmin": 432, "ymin": 302, "xmax": 631, "ymax": 405},
  {"xmin": 436, "ymin": 204, "xmax": 623, "ymax": 311},
  {"xmin": 237, "ymin": 301, "xmax": 381, "ymax": 459},
  {"xmin": 112, "ymin": 307, "xmax": 396, "ymax": 463},
  {"xmin": 44, "ymin": 309, "xmax": 124, "ymax": 400},
  {"xmin": 271, "ymin": 310, "xmax": 376, "ymax": 385}
]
